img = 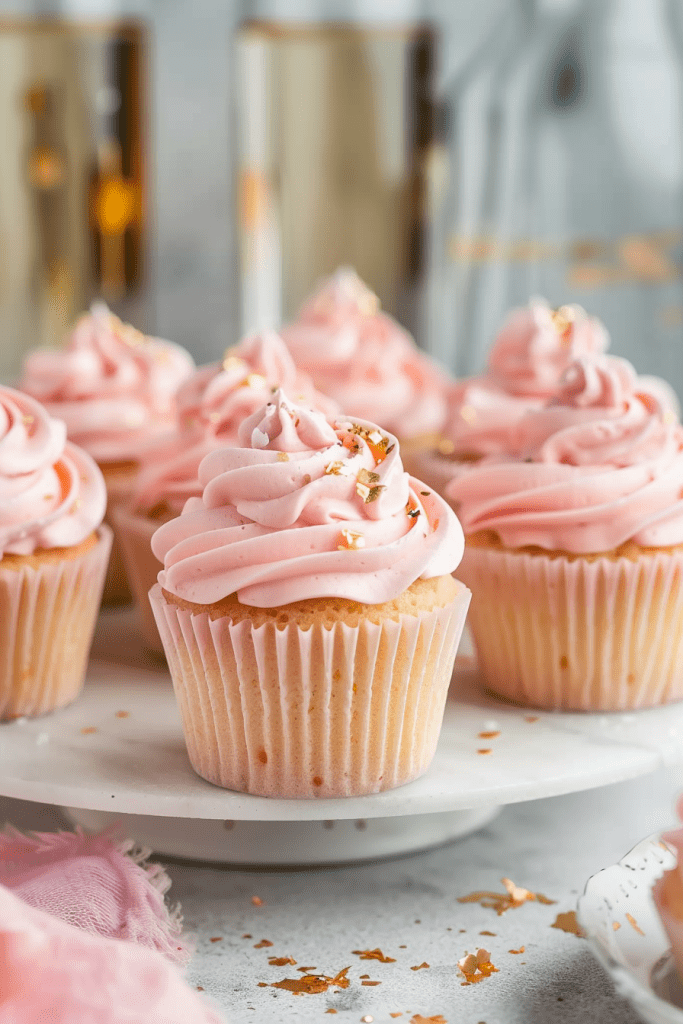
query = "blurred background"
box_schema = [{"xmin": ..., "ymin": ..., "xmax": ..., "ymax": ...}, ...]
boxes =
[{"xmin": 1, "ymin": 0, "xmax": 683, "ymax": 396}]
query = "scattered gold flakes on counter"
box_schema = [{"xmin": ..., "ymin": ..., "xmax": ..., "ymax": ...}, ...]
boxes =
[
  {"xmin": 410, "ymin": 962, "xmax": 430, "ymax": 971},
  {"xmin": 477, "ymin": 749, "xmax": 492, "ymax": 756},
  {"xmin": 551, "ymin": 911, "xmax": 585, "ymax": 937},
  {"xmin": 479, "ymin": 931, "xmax": 496, "ymax": 937},
  {"xmin": 253, "ymin": 939, "xmax": 273, "ymax": 948},
  {"xmin": 613, "ymin": 922, "xmax": 621, "ymax": 931},
  {"xmin": 626, "ymin": 913, "xmax": 645, "ymax": 936},
  {"xmin": 297, "ymin": 966, "xmax": 317, "ymax": 973},
  {"xmin": 478, "ymin": 731, "xmax": 500, "ymax": 740},
  {"xmin": 458, "ymin": 948, "xmax": 498, "ymax": 986},
  {"xmin": 525, "ymin": 716, "xmax": 539, "ymax": 723},
  {"xmin": 80, "ymin": 726, "xmax": 97, "ymax": 735},
  {"xmin": 458, "ymin": 877, "xmax": 555, "ymax": 915},
  {"xmin": 271, "ymin": 967, "xmax": 350, "ymax": 995},
  {"xmin": 268, "ymin": 956, "xmax": 296, "ymax": 966},
  {"xmin": 389, "ymin": 1014, "xmax": 403, "ymax": 1018},
  {"xmin": 196, "ymin": 986, "xmax": 204, "ymax": 991},
  {"xmin": 257, "ymin": 983, "xmax": 268, "ymax": 988},
  {"xmin": 115, "ymin": 710, "xmax": 129, "ymax": 718},
  {"xmin": 325, "ymin": 1011, "xmax": 338, "ymax": 1015},
  {"xmin": 362, "ymin": 980, "xmax": 382, "ymax": 986},
  {"xmin": 352, "ymin": 948, "xmax": 396, "ymax": 963},
  {"xmin": 209, "ymin": 937, "xmax": 223, "ymax": 943},
  {"xmin": 242, "ymin": 933, "xmax": 252, "ymax": 939},
  {"xmin": 251, "ymin": 896, "xmax": 264, "ymax": 906},
  {"xmin": 509, "ymin": 947, "xmax": 525, "ymax": 954},
  {"xmin": 410, "ymin": 1015, "xmax": 448, "ymax": 1023}
]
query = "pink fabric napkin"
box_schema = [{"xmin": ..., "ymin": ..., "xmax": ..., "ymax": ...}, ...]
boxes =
[
  {"xmin": 0, "ymin": 826, "xmax": 189, "ymax": 965},
  {"xmin": 0, "ymin": 882, "xmax": 225, "ymax": 1024}
]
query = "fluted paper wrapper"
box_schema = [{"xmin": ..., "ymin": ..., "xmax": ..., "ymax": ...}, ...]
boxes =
[
  {"xmin": 150, "ymin": 582, "xmax": 470, "ymax": 798},
  {"xmin": 458, "ymin": 542, "xmax": 683, "ymax": 711},
  {"xmin": 114, "ymin": 505, "xmax": 165, "ymax": 656},
  {"xmin": 0, "ymin": 526, "xmax": 112, "ymax": 721},
  {"xmin": 99, "ymin": 461, "xmax": 138, "ymax": 606}
]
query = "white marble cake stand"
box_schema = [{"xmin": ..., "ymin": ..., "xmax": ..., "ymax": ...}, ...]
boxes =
[{"xmin": 1, "ymin": 609, "xmax": 683, "ymax": 865}]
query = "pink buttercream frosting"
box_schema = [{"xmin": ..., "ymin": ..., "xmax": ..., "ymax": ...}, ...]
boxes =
[
  {"xmin": 441, "ymin": 299, "xmax": 610, "ymax": 459},
  {"xmin": 0, "ymin": 387, "xmax": 106, "ymax": 559},
  {"xmin": 280, "ymin": 268, "xmax": 451, "ymax": 438},
  {"xmin": 152, "ymin": 390, "xmax": 464, "ymax": 606},
  {"xmin": 447, "ymin": 355, "xmax": 683, "ymax": 553},
  {"xmin": 133, "ymin": 331, "xmax": 338, "ymax": 516},
  {"xmin": 21, "ymin": 303, "xmax": 195, "ymax": 463}
]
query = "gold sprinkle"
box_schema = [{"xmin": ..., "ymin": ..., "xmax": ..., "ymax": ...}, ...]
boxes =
[
  {"xmin": 479, "ymin": 931, "xmax": 496, "ymax": 937},
  {"xmin": 406, "ymin": 504, "xmax": 421, "ymax": 519},
  {"xmin": 22, "ymin": 414, "xmax": 35, "ymax": 425},
  {"xmin": 210, "ymin": 937, "xmax": 223, "ymax": 943},
  {"xmin": 458, "ymin": 878, "xmax": 555, "ymax": 915},
  {"xmin": 477, "ymin": 749, "xmax": 492, "ymax": 755},
  {"xmin": 302, "ymin": 474, "xmax": 311, "ymax": 485},
  {"xmin": 338, "ymin": 528, "xmax": 365, "ymax": 551},
  {"xmin": 80, "ymin": 726, "xmax": 97, "ymax": 735},
  {"xmin": 43, "ymin": 494, "xmax": 54, "ymax": 501},
  {"xmin": 324, "ymin": 460, "xmax": 346, "ymax": 475},
  {"xmin": 509, "ymin": 947, "xmax": 525, "ymax": 954},
  {"xmin": 410, "ymin": 962, "xmax": 430, "ymax": 971},
  {"xmin": 612, "ymin": 921, "xmax": 621, "ymax": 931},
  {"xmin": 478, "ymin": 731, "xmax": 500, "ymax": 739},
  {"xmin": 254, "ymin": 939, "xmax": 273, "ymax": 948},
  {"xmin": 272, "ymin": 968, "xmax": 350, "ymax": 995},
  {"xmin": 352, "ymin": 949, "xmax": 396, "ymax": 963},
  {"xmin": 410, "ymin": 1018, "xmax": 447, "ymax": 1024},
  {"xmin": 242, "ymin": 373, "xmax": 267, "ymax": 389},
  {"xmin": 357, "ymin": 467, "xmax": 381, "ymax": 487},
  {"xmin": 551, "ymin": 911, "xmax": 585, "ymax": 937},
  {"xmin": 460, "ymin": 405, "xmax": 477, "ymax": 424},
  {"xmin": 251, "ymin": 896, "xmax": 264, "ymax": 906},
  {"xmin": 115, "ymin": 710, "xmax": 129, "ymax": 718},
  {"xmin": 420, "ymin": 491, "xmax": 431, "ymax": 496},
  {"xmin": 276, "ymin": 452, "xmax": 290, "ymax": 462},
  {"xmin": 362, "ymin": 980, "xmax": 381, "ymax": 986},
  {"xmin": 437, "ymin": 438, "xmax": 455, "ymax": 455},
  {"xmin": 626, "ymin": 913, "xmax": 645, "ymax": 936},
  {"xmin": 269, "ymin": 956, "xmax": 296, "ymax": 966},
  {"xmin": 297, "ymin": 966, "xmax": 316, "ymax": 972},
  {"xmin": 222, "ymin": 354, "xmax": 245, "ymax": 372}
]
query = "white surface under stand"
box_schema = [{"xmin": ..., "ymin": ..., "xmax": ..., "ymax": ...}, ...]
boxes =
[{"xmin": 3, "ymin": 609, "xmax": 683, "ymax": 864}]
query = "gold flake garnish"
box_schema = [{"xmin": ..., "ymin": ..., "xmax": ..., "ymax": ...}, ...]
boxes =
[
  {"xmin": 254, "ymin": 939, "xmax": 273, "ymax": 948},
  {"xmin": 115, "ymin": 710, "xmax": 129, "ymax": 718},
  {"xmin": 241, "ymin": 373, "xmax": 267, "ymax": 389},
  {"xmin": 222, "ymin": 354, "xmax": 246, "ymax": 373},
  {"xmin": 271, "ymin": 967, "xmax": 350, "ymax": 995},
  {"xmin": 477, "ymin": 748, "xmax": 492, "ymax": 755},
  {"xmin": 478, "ymin": 731, "xmax": 500, "ymax": 739},
  {"xmin": 551, "ymin": 911, "xmax": 585, "ymax": 937},
  {"xmin": 338, "ymin": 529, "xmax": 365, "ymax": 551},
  {"xmin": 43, "ymin": 494, "xmax": 54, "ymax": 501},
  {"xmin": 80, "ymin": 726, "xmax": 97, "ymax": 735},
  {"xmin": 550, "ymin": 305, "xmax": 575, "ymax": 339},
  {"xmin": 357, "ymin": 467, "xmax": 380, "ymax": 486},
  {"xmin": 324, "ymin": 460, "xmax": 346, "ymax": 475},
  {"xmin": 438, "ymin": 438, "xmax": 455, "ymax": 455},
  {"xmin": 509, "ymin": 947, "xmax": 525, "ymax": 954},
  {"xmin": 458, "ymin": 948, "xmax": 498, "ymax": 986},
  {"xmin": 356, "ymin": 468, "xmax": 385, "ymax": 503},
  {"xmin": 277, "ymin": 452, "xmax": 290, "ymax": 462},
  {"xmin": 352, "ymin": 949, "xmax": 396, "ymax": 963},
  {"xmin": 460, "ymin": 405, "xmax": 477, "ymax": 424},
  {"xmin": 302, "ymin": 474, "xmax": 311, "ymax": 485},
  {"xmin": 612, "ymin": 921, "xmax": 621, "ymax": 931},
  {"xmin": 410, "ymin": 962, "xmax": 430, "ymax": 971},
  {"xmin": 420, "ymin": 491, "xmax": 431, "ymax": 496},
  {"xmin": 480, "ymin": 931, "xmax": 496, "ymax": 937},
  {"xmin": 625, "ymin": 913, "xmax": 645, "ymax": 936},
  {"xmin": 361, "ymin": 980, "xmax": 381, "ymax": 986},
  {"xmin": 22, "ymin": 415, "xmax": 34, "ymax": 425},
  {"xmin": 458, "ymin": 877, "xmax": 555, "ymax": 915},
  {"xmin": 406, "ymin": 504, "xmax": 421, "ymax": 519},
  {"xmin": 410, "ymin": 1017, "xmax": 447, "ymax": 1024}
]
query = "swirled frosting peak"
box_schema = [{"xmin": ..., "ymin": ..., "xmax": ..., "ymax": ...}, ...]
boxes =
[
  {"xmin": 152, "ymin": 390, "xmax": 464, "ymax": 606},
  {"xmin": 448, "ymin": 355, "xmax": 683, "ymax": 553},
  {"xmin": 281, "ymin": 268, "xmax": 452, "ymax": 439},
  {"xmin": 133, "ymin": 331, "xmax": 337, "ymax": 516},
  {"xmin": 21, "ymin": 303, "xmax": 195, "ymax": 463},
  {"xmin": 0, "ymin": 387, "xmax": 106, "ymax": 558}
]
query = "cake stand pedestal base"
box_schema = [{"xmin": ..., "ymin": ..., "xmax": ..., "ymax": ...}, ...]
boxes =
[{"xmin": 62, "ymin": 806, "xmax": 501, "ymax": 866}]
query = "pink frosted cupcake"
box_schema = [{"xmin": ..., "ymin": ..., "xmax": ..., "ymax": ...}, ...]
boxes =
[
  {"xmin": 411, "ymin": 298, "xmax": 610, "ymax": 494},
  {"xmin": 0, "ymin": 386, "xmax": 110, "ymax": 720},
  {"xmin": 448, "ymin": 355, "xmax": 683, "ymax": 711},
  {"xmin": 149, "ymin": 390, "xmax": 470, "ymax": 798},
  {"xmin": 281, "ymin": 267, "xmax": 452, "ymax": 448},
  {"xmin": 116, "ymin": 331, "xmax": 336, "ymax": 654},
  {"xmin": 20, "ymin": 303, "xmax": 194, "ymax": 604}
]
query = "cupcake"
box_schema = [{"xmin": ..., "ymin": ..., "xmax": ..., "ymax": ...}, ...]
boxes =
[
  {"xmin": 116, "ymin": 330, "xmax": 337, "ymax": 654},
  {"xmin": 149, "ymin": 390, "xmax": 470, "ymax": 797},
  {"xmin": 447, "ymin": 355, "xmax": 683, "ymax": 711},
  {"xmin": 281, "ymin": 267, "xmax": 452, "ymax": 449},
  {"xmin": 20, "ymin": 303, "xmax": 194, "ymax": 604},
  {"xmin": 411, "ymin": 298, "xmax": 610, "ymax": 494},
  {"xmin": 0, "ymin": 386, "xmax": 110, "ymax": 720}
]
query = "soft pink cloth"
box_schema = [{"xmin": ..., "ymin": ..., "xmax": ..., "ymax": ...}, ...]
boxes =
[
  {"xmin": 0, "ymin": 826, "xmax": 189, "ymax": 965},
  {"xmin": 0, "ymin": 882, "xmax": 224, "ymax": 1024}
]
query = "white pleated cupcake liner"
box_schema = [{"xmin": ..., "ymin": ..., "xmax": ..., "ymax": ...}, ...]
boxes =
[
  {"xmin": 458, "ymin": 542, "xmax": 683, "ymax": 711},
  {"xmin": 0, "ymin": 526, "xmax": 112, "ymax": 721},
  {"xmin": 113, "ymin": 505, "xmax": 165, "ymax": 656},
  {"xmin": 150, "ymin": 581, "xmax": 470, "ymax": 798}
]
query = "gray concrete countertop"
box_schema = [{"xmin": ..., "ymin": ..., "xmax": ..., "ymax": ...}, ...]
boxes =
[{"xmin": 3, "ymin": 765, "xmax": 683, "ymax": 1023}]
